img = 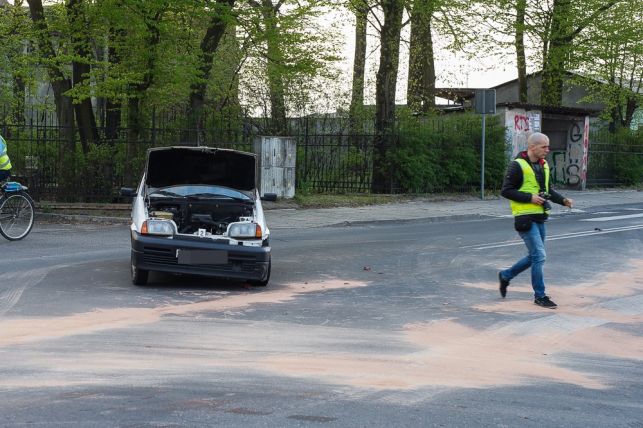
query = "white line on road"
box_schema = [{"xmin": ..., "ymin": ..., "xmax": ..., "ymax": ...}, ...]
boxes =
[
  {"xmin": 464, "ymin": 224, "xmax": 643, "ymax": 250},
  {"xmin": 580, "ymin": 213, "xmax": 643, "ymax": 222}
]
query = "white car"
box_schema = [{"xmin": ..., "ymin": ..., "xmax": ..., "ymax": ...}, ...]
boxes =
[{"xmin": 121, "ymin": 146, "xmax": 274, "ymax": 286}]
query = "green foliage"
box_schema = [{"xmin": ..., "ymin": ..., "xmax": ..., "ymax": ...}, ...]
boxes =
[
  {"xmin": 574, "ymin": 0, "xmax": 643, "ymax": 128},
  {"xmin": 589, "ymin": 127, "xmax": 643, "ymax": 186},
  {"xmin": 614, "ymin": 155, "xmax": 643, "ymax": 185},
  {"xmin": 388, "ymin": 114, "xmax": 507, "ymax": 193},
  {"xmin": 611, "ymin": 129, "xmax": 643, "ymax": 185},
  {"xmin": 237, "ymin": 0, "xmax": 342, "ymax": 125}
]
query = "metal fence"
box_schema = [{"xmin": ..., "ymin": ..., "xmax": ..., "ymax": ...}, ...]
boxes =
[
  {"xmin": 296, "ymin": 132, "xmax": 375, "ymax": 193},
  {"xmin": 1, "ymin": 121, "xmax": 383, "ymax": 201},
  {"xmin": 1, "ymin": 124, "xmax": 252, "ymax": 202},
  {"xmin": 1, "ymin": 114, "xmax": 641, "ymax": 202},
  {"xmin": 587, "ymin": 129, "xmax": 643, "ymax": 186}
]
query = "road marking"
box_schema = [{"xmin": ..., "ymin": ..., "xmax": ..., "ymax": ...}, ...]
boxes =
[
  {"xmin": 623, "ymin": 208, "xmax": 643, "ymax": 211},
  {"xmin": 464, "ymin": 224, "xmax": 643, "ymax": 250},
  {"xmin": 580, "ymin": 213, "xmax": 643, "ymax": 222},
  {"xmin": 488, "ymin": 209, "xmax": 585, "ymax": 219}
]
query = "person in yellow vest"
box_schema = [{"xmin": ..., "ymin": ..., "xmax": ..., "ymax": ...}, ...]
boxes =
[
  {"xmin": 0, "ymin": 134, "xmax": 11, "ymax": 182},
  {"xmin": 498, "ymin": 132, "xmax": 573, "ymax": 308}
]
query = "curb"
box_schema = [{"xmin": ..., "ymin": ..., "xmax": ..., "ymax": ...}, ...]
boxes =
[
  {"xmin": 320, "ymin": 213, "xmax": 496, "ymax": 228},
  {"xmin": 36, "ymin": 212, "xmax": 130, "ymax": 225}
]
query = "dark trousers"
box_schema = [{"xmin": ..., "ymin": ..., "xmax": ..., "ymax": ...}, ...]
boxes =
[{"xmin": 0, "ymin": 170, "xmax": 10, "ymax": 181}]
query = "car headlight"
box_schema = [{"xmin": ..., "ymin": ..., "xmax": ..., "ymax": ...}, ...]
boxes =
[
  {"xmin": 141, "ymin": 219, "xmax": 175, "ymax": 236},
  {"xmin": 227, "ymin": 222, "xmax": 262, "ymax": 239}
]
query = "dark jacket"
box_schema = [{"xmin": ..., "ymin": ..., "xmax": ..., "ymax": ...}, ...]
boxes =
[{"xmin": 501, "ymin": 151, "xmax": 566, "ymax": 222}]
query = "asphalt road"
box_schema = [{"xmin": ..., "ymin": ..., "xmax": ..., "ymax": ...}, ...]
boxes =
[{"xmin": 1, "ymin": 204, "xmax": 642, "ymax": 427}]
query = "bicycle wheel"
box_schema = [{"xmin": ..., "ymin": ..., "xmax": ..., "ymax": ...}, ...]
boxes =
[{"xmin": 0, "ymin": 193, "xmax": 35, "ymax": 241}]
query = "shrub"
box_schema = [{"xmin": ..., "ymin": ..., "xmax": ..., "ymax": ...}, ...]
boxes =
[
  {"xmin": 389, "ymin": 113, "xmax": 507, "ymax": 193},
  {"xmin": 591, "ymin": 127, "xmax": 643, "ymax": 186},
  {"xmin": 613, "ymin": 129, "xmax": 643, "ymax": 185}
]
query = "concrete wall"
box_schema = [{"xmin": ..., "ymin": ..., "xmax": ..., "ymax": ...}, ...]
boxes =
[
  {"xmin": 254, "ymin": 136, "xmax": 296, "ymax": 198},
  {"xmin": 542, "ymin": 115, "xmax": 590, "ymax": 187},
  {"xmin": 503, "ymin": 107, "xmax": 591, "ymax": 187},
  {"xmin": 495, "ymin": 74, "xmax": 606, "ymax": 111},
  {"xmin": 496, "ymin": 74, "xmax": 543, "ymax": 105},
  {"xmin": 503, "ymin": 107, "xmax": 542, "ymax": 159}
]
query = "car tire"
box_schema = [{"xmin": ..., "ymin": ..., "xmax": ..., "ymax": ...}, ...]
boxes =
[
  {"xmin": 250, "ymin": 259, "xmax": 271, "ymax": 287},
  {"xmin": 131, "ymin": 254, "xmax": 149, "ymax": 285}
]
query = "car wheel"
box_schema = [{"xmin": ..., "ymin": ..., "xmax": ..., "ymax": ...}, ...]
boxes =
[
  {"xmin": 131, "ymin": 255, "xmax": 149, "ymax": 285},
  {"xmin": 250, "ymin": 259, "xmax": 271, "ymax": 287}
]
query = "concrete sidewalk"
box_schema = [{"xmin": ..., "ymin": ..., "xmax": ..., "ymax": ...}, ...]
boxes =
[
  {"xmin": 264, "ymin": 189, "xmax": 643, "ymax": 229},
  {"xmin": 37, "ymin": 189, "xmax": 643, "ymax": 229}
]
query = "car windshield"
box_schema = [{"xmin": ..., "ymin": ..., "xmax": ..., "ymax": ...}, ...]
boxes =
[{"xmin": 148, "ymin": 185, "xmax": 252, "ymax": 201}]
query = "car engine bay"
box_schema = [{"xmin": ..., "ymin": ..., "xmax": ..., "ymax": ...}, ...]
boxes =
[{"xmin": 147, "ymin": 197, "xmax": 254, "ymax": 236}]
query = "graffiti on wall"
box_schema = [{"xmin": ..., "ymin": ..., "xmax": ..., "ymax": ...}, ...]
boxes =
[
  {"xmin": 514, "ymin": 114, "xmax": 530, "ymax": 131},
  {"xmin": 506, "ymin": 109, "xmax": 542, "ymax": 159},
  {"xmin": 566, "ymin": 120, "xmax": 585, "ymax": 186},
  {"xmin": 580, "ymin": 116, "xmax": 590, "ymax": 190},
  {"xmin": 549, "ymin": 151, "xmax": 567, "ymax": 184},
  {"xmin": 547, "ymin": 117, "xmax": 591, "ymax": 187}
]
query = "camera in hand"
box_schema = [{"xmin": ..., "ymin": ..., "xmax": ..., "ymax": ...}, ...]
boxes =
[{"xmin": 539, "ymin": 192, "xmax": 552, "ymax": 211}]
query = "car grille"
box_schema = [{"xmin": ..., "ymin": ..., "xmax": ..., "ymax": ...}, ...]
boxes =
[
  {"xmin": 142, "ymin": 246, "xmax": 262, "ymax": 273},
  {"xmin": 142, "ymin": 246, "xmax": 176, "ymax": 264}
]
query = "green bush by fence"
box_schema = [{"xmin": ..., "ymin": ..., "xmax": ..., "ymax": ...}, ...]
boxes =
[
  {"xmin": 589, "ymin": 127, "xmax": 643, "ymax": 186},
  {"xmin": 390, "ymin": 114, "xmax": 507, "ymax": 193}
]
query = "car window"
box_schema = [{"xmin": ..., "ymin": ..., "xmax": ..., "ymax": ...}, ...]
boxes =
[{"xmin": 148, "ymin": 185, "xmax": 252, "ymax": 200}]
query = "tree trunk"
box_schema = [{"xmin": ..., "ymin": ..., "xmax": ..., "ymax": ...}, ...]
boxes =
[
  {"xmin": 8, "ymin": 2, "xmax": 26, "ymax": 125},
  {"xmin": 542, "ymin": 0, "xmax": 617, "ymax": 107},
  {"xmin": 372, "ymin": 0, "xmax": 404, "ymax": 193},
  {"xmin": 12, "ymin": 75, "xmax": 25, "ymax": 125},
  {"xmin": 261, "ymin": 0, "xmax": 287, "ymax": 135},
  {"xmin": 515, "ymin": 0, "xmax": 527, "ymax": 103},
  {"xmin": 26, "ymin": 0, "xmax": 75, "ymax": 148},
  {"xmin": 105, "ymin": 30, "xmax": 122, "ymax": 141},
  {"xmin": 348, "ymin": 3, "xmax": 368, "ymax": 134},
  {"xmin": 105, "ymin": 99, "xmax": 121, "ymax": 142},
  {"xmin": 67, "ymin": 0, "xmax": 98, "ymax": 153},
  {"xmin": 407, "ymin": 0, "xmax": 436, "ymax": 113},
  {"xmin": 186, "ymin": 0, "xmax": 235, "ymax": 146},
  {"xmin": 541, "ymin": 0, "xmax": 571, "ymax": 106},
  {"xmin": 125, "ymin": 7, "xmax": 163, "ymax": 154}
]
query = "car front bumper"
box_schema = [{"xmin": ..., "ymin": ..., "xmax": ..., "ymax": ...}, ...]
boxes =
[{"xmin": 131, "ymin": 231, "xmax": 270, "ymax": 282}]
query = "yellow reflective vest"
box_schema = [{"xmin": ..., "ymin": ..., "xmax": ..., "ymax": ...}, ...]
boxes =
[
  {"xmin": 0, "ymin": 136, "xmax": 11, "ymax": 171},
  {"xmin": 510, "ymin": 158, "xmax": 550, "ymax": 216}
]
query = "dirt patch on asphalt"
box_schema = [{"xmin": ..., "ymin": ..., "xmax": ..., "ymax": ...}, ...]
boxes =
[
  {"xmin": 260, "ymin": 318, "xmax": 612, "ymax": 390},
  {"xmin": 471, "ymin": 258, "xmax": 643, "ymax": 316},
  {"xmin": 0, "ymin": 279, "xmax": 367, "ymax": 347},
  {"xmin": 258, "ymin": 259, "xmax": 643, "ymax": 390},
  {"xmin": 2, "ymin": 260, "xmax": 642, "ymax": 393}
]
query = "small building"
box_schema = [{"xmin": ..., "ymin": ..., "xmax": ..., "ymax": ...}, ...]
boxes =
[{"xmin": 435, "ymin": 71, "xmax": 618, "ymax": 188}]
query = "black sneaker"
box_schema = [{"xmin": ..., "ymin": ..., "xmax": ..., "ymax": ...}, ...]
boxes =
[
  {"xmin": 498, "ymin": 272, "xmax": 510, "ymax": 298},
  {"xmin": 534, "ymin": 296, "xmax": 557, "ymax": 309}
]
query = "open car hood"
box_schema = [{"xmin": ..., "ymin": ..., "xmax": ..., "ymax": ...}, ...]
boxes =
[{"xmin": 145, "ymin": 146, "xmax": 256, "ymax": 192}]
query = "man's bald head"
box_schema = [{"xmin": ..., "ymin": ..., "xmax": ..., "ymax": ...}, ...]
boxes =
[
  {"xmin": 526, "ymin": 132, "xmax": 550, "ymax": 161},
  {"xmin": 528, "ymin": 132, "xmax": 549, "ymax": 147}
]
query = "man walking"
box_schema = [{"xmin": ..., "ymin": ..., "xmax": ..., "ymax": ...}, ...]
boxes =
[{"xmin": 498, "ymin": 132, "xmax": 573, "ymax": 308}]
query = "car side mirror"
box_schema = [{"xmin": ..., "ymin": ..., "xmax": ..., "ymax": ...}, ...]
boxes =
[
  {"xmin": 261, "ymin": 193, "xmax": 277, "ymax": 202},
  {"xmin": 120, "ymin": 187, "xmax": 137, "ymax": 198}
]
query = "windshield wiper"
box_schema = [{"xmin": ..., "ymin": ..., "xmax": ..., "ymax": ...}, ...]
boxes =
[
  {"xmin": 149, "ymin": 189, "xmax": 183, "ymax": 197},
  {"xmin": 187, "ymin": 193, "xmax": 250, "ymax": 202}
]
